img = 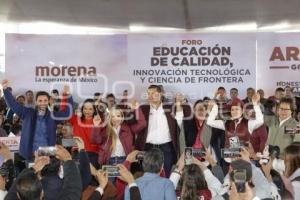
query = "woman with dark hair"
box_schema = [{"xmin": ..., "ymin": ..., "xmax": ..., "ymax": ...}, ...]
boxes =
[
  {"xmin": 178, "ymin": 164, "xmax": 212, "ymax": 200},
  {"xmin": 284, "ymin": 144, "xmax": 300, "ymax": 199},
  {"xmin": 69, "ymin": 98, "xmax": 100, "ymax": 168},
  {"xmin": 170, "ymin": 155, "xmax": 223, "ymax": 200},
  {"xmin": 262, "ymin": 143, "xmax": 300, "ymax": 199},
  {"xmin": 270, "ymin": 169, "xmax": 293, "ymax": 199},
  {"xmin": 207, "ymin": 94, "xmax": 263, "ymax": 155}
]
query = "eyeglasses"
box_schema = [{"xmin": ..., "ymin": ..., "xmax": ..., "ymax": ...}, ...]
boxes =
[{"xmin": 279, "ymin": 107, "xmax": 291, "ymax": 111}]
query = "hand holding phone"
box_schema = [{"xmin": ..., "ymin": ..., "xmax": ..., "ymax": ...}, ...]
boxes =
[
  {"xmin": 102, "ymin": 165, "xmax": 120, "ymax": 177},
  {"xmin": 233, "ymin": 169, "xmax": 247, "ymax": 193},
  {"xmin": 136, "ymin": 151, "xmax": 145, "ymax": 161},
  {"xmin": 184, "ymin": 147, "xmax": 193, "ymax": 165},
  {"xmin": 37, "ymin": 146, "xmax": 56, "ymax": 157}
]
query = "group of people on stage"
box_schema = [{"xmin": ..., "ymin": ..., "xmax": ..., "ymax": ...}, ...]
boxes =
[{"xmin": 0, "ymin": 79, "xmax": 299, "ymax": 200}]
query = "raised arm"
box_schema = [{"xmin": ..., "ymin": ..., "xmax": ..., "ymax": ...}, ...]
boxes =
[
  {"xmin": 53, "ymin": 86, "xmax": 73, "ymax": 120},
  {"xmin": 56, "ymin": 146, "xmax": 82, "ymax": 200},
  {"xmin": 206, "ymin": 100, "xmax": 225, "ymax": 130},
  {"xmin": 127, "ymin": 100, "xmax": 147, "ymax": 134},
  {"xmin": 174, "ymin": 93, "xmax": 187, "ymax": 128},
  {"xmin": 2, "ymin": 80, "xmax": 29, "ymax": 119},
  {"xmin": 248, "ymin": 93, "xmax": 264, "ymax": 134},
  {"xmin": 74, "ymin": 137, "xmax": 92, "ymax": 190}
]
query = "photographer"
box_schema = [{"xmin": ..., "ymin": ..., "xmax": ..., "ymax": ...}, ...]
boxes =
[
  {"xmin": 283, "ymin": 144, "xmax": 300, "ymax": 199},
  {"xmin": 124, "ymin": 148, "xmax": 176, "ymax": 200},
  {"xmin": 222, "ymin": 148, "xmax": 273, "ymax": 199},
  {"xmin": 0, "ymin": 143, "xmax": 15, "ymax": 198},
  {"xmin": 170, "ymin": 153, "xmax": 222, "ymax": 200},
  {"xmin": 88, "ymin": 164, "xmax": 141, "ymax": 200},
  {"xmin": 5, "ymin": 145, "xmax": 82, "ymax": 200}
]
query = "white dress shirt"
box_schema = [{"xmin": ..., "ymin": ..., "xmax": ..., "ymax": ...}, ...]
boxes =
[
  {"xmin": 146, "ymin": 104, "xmax": 172, "ymax": 144},
  {"xmin": 111, "ymin": 126, "xmax": 126, "ymax": 157},
  {"xmin": 0, "ymin": 190, "xmax": 7, "ymax": 199},
  {"xmin": 207, "ymin": 104, "xmax": 264, "ymax": 134},
  {"xmin": 279, "ymin": 116, "xmax": 291, "ymax": 127}
]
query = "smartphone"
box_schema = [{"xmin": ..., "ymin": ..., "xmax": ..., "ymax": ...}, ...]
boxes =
[
  {"xmin": 184, "ymin": 147, "xmax": 193, "ymax": 165},
  {"xmin": 136, "ymin": 151, "xmax": 145, "ymax": 161},
  {"xmin": 269, "ymin": 145, "xmax": 280, "ymax": 159},
  {"xmin": 62, "ymin": 138, "xmax": 76, "ymax": 147},
  {"xmin": 221, "ymin": 148, "xmax": 240, "ymax": 158},
  {"xmin": 102, "ymin": 165, "xmax": 120, "ymax": 177},
  {"xmin": 37, "ymin": 146, "xmax": 56, "ymax": 156},
  {"xmin": 233, "ymin": 169, "xmax": 247, "ymax": 193},
  {"xmin": 192, "ymin": 148, "xmax": 205, "ymax": 157}
]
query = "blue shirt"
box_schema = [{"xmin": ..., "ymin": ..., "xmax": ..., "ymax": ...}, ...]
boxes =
[
  {"xmin": 124, "ymin": 172, "xmax": 176, "ymax": 200},
  {"xmin": 32, "ymin": 115, "xmax": 48, "ymax": 152}
]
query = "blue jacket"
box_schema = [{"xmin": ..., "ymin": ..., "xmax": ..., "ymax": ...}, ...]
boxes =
[
  {"xmin": 3, "ymin": 89, "xmax": 73, "ymax": 159},
  {"xmin": 124, "ymin": 172, "xmax": 176, "ymax": 200}
]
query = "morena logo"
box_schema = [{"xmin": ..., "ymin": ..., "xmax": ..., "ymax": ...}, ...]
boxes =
[{"xmin": 35, "ymin": 66, "xmax": 97, "ymax": 76}]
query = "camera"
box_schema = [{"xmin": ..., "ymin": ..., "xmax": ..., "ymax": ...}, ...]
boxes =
[
  {"xmin": 136, "ymin": 151, "xmax": 145, "ymax": 161},
  {"xmin": 268, "ymin": 145, "xmax": 280, "ymax": 159},
  {"xmin": 37, "ymin": 146, "xmax": 56, "ymax": 157},
  {"xmin": 102, "ymin": 165, "xmax": 120, "ymax": 177}
]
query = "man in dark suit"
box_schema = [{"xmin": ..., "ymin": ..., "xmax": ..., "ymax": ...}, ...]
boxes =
[
  {"xmin": 135, "ymin": 85, "xmax": 180, "ymax": 177},
  {"xmin": 243, "ymin": 87, "xmax": 255, "ymax": 104}
]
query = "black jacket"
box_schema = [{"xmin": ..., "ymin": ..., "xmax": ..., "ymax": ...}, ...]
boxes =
[{"xmin": 5, "ymin": 160, "xmax": 82, "ymax": 200}]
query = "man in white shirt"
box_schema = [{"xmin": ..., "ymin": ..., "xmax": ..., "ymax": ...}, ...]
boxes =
[{"xmin": 135, "ymin": 85, "xmax": 180, "ymax": 177}]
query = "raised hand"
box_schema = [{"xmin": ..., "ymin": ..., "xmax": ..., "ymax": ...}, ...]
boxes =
[
  {"xmin": 1, "ymin": 79, "xmax": 9, "ymax": 90},
  {"xmin": 175, "ymin": 93, "xmax": 185, "ymax": 105},
  {"xmin": 0, "ymin": 142, "xmax": 12, "ymax": 161},
  {"xmin": 126, "ymin": 150, "xmax": 139, "ymax": 163},
  {"xmin": 33, "ymin": 153, "xmax": 50, "ymax": 173},
  {"xmin": 93, "ymin": 114, "xmax": 102, "ymax": 126},
  {"xmin": 117, "ymin": 164, "xmax": 135, "ymax": 184},
  {"xmin": 55, "ymin": 145, "xmax": 72, "ymax": 161},
  {"xmin": 252, "ymin": 93, "xmax": 260, "ymax": 105},
  {"xmin": 130, "ymin": 99, "xmax": 139, "ymax": 110},
  {"xmin": 96, "ymin": 171, "xmax": 108, "ymax": 189},
  {"xmin": 74, "ymin": 136, "xmax": 85, "ymax": 150},
  {"xmin": 62, "ymin": 85, "xmax": 70, "ymax": 95}
]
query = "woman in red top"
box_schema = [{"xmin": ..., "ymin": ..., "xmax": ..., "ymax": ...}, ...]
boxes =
[
  {"xmin": 69, "ymin": 98, "xmax": 100, "ymax": 168},
  {"xmin": 91, "ymin": 103, "xmax": 146, "ymax": 166},
  {"xmin": 207, "ymin": 94, "xmax": 263, "ymax": 149}
]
